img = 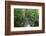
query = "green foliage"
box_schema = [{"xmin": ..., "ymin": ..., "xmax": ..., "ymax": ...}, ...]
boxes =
[
  {"xmin": 14, "ymin": 8, "xmax": 39, "ymax": 27},
  {"xmin": 14, "ymin": 8, "xmax": 25, "ymax": 27},
  {"xmin": 26, "ymin": 9, "xmax": 39, "ymax": 21}
]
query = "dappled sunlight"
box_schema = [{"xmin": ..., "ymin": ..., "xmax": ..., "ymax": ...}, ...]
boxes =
[{"xmin": 14, "ymin": 8, "xmax": 39, "ymax": 27}]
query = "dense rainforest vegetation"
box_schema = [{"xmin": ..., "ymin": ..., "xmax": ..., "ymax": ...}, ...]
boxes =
[{"xmin": 14, "ymin": 8, "xmax": 39, "ymax": 27}]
